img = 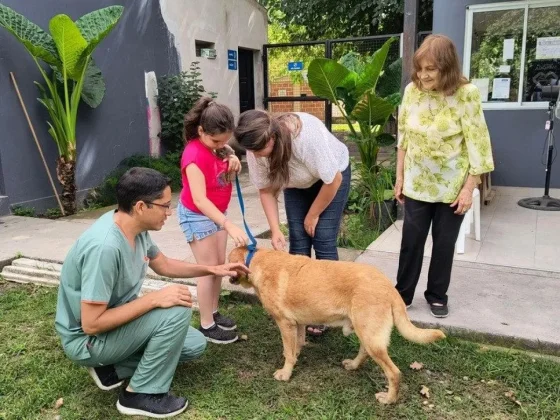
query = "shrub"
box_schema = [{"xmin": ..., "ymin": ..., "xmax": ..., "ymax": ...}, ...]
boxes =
[
  {"xmin": 84, "ymin": 153, "xmax": 182, "ymax": 208},
  {"xmin": 157, "ymin": 62, "xmax": 216, "ymax": 154}
]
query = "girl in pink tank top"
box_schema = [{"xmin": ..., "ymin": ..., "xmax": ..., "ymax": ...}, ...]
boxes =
[{"xmin": 178, "ymin": 97, "xmax": 248, "ymax": 344}]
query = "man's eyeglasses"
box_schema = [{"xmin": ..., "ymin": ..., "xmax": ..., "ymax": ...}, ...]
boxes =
[{"xmin": 145, "ymin": 202, "xmax": 172, "ymax": 210}]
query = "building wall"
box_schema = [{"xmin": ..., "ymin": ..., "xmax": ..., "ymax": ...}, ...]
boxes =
[
  {"xmin": 160, "ymin": 0, "xmax": 268, "ymax": 116},
  {"xmin": 269, "ymin": 77, "xmax": 326, "ymax": 121},
  {"xmin": 0, "ymin": 0, "xmax": 180, "ymax": 213},
  {"xmin": 433, "ymin": 0, "xmax": 560, "ymax": 188}
]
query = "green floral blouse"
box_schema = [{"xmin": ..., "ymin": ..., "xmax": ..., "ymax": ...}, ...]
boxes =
[{"xmin": 397, "ymin": 82, "xmax": 495, "ymax": 203}]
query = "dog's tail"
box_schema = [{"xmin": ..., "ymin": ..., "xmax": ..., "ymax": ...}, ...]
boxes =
[{"xmin": 392, "ymin": 297, "xmax": 446, "ymax": 344}]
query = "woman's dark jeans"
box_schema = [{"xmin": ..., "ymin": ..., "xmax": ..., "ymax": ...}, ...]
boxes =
[{"xmin": 283, "ymin": 165, "xmax": 351, "ymax": 260}]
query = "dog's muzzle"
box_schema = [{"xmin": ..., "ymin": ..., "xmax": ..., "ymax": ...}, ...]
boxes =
[{"xmin": 229, "ymin": 276, "xmax": 240, "ymax": 285}]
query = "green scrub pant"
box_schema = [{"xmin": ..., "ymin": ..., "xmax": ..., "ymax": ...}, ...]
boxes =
[{"xmin": 75, "ymin": 306, "xmax": 206, "ymax": 394}]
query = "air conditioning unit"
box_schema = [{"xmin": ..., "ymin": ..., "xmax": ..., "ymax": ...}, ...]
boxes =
[{"xmin": 201, "ymin": 48, "xmax": 217, "ymax": 59}]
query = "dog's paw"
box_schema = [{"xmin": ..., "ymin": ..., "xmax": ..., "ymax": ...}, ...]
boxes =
[
  {"xmin": 273, "ymin": 369, "xmax": 292, "ymax": 381},
  {"xmin": 342, "ymin": 325, "xmax": 354, "ymax": 337},
  {"xmin": 342, "ymin": 359, "xmax": 359, "ymax": 371},
  {"xmin": 375, "ymin": 392, "xmax": 396, "ymax": 405}
]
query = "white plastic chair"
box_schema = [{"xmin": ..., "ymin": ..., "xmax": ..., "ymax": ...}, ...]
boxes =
[{"xmin": 456, "ymin": 188, "xmax": 481, "ymax": 254}]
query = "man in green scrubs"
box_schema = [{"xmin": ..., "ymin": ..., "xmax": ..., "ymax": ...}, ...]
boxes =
[{"xmin": 55, "ymin": 167, "xmax": 249, "ymax": 418}]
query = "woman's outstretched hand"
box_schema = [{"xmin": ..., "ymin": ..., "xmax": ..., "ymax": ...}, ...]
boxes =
[{"xmin": 271, "ymin": 228, "xmax": 286, "ymax": 251}]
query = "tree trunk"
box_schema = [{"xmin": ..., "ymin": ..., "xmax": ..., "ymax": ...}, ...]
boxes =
[{"xmin": 56, "ymin": 156, "xmax": 76, "ymax": 215}]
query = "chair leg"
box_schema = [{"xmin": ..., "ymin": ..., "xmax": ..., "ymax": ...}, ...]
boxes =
[
  {"xmin": 465, "ymin": 208, "xmax": 472, "ymax": 235},
  {"xmin": 474, "ymin": 190, "xmax": 481, "ymax": 241}
]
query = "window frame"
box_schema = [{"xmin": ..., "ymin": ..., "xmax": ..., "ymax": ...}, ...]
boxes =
[{"xmin": 463, "ymin": 0, "xmax": 560, "ymax": 110}]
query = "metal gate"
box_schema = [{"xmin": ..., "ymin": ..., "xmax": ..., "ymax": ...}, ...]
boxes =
[{"xmin": 262, "ymin": 34, "xmax": 402, "ymax": 131}]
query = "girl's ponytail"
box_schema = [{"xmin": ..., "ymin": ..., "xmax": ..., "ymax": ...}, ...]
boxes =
[{"xmin": 183, "ymin": 97, "xmax": 234, "ymax": 142}]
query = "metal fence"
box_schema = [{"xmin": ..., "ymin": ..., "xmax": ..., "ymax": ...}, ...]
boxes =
[{"xmin": 263, "ymin": 34, "xmax": 402, "ymax": 131}]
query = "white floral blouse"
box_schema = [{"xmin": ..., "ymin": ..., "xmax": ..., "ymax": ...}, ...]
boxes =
[{"xmin": 397, "ymin": 82, "xmax": 495, "ymax": 203}]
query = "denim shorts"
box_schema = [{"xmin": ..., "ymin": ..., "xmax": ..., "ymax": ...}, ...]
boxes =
[{"xmin": 177, "ymin": 202, "xmax": 224, "ymax": 242}]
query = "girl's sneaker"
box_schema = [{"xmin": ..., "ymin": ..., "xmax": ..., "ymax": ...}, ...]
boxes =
[
  {"xmin": 199, "ymin": 323, "xmax": 238, "ymax": 344},
  {"xmin": 213, "ymin": 311, "xmax": 237, "ymax": 330}
]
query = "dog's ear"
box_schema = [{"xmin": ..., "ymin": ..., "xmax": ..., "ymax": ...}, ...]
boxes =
[{"xmin": 227, "ymin": 246, "xmax": 247, "ymax": 265}]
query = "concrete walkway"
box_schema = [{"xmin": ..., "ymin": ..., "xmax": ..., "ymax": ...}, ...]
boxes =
[
  {"xmin": 357, "ymin": 250, "xmax": 560, "ymax": 353},
  {"xmin": 0, "ymin": 171, "xmax": 359, "ymax": 265},
  {"xmin": 370, "ymin": 186, "xmax": 560, "ymax": 272},
  {"xmin": 1, "ymin": 173, "xmax": 559, "ymax": 353}
]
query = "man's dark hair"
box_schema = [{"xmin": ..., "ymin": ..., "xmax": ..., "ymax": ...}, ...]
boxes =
[{"xmin": 116, "ymin": 167, "xmax": 171, "ymax": 214}]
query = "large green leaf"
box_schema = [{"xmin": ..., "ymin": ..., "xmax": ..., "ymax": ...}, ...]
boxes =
[
  {"xmin": 308, "ymin": 58, "xmax": 350, "ymax": 103},
  {"xmin": 338, "ymin": 70, "xmax": 358, "ymax": 92},
  {"xmin": 0, "ymin": 3, "xmax": 60, "ymax": 66},
  {"xmin": 377, "ymin": 57, "xmax": 402, "ymax": 99},
  {"xmin": 81, "ymin": 61, "xmax": 105, "ymax": 108},
  {"xmin": 35, "ymin": 79, "xmax": 68, "ymax": 155},
  {"xmin": 355, "ymin": 37, "xmax": 397, "ymax": 97},
  {"xmin": 49, "ymin": 14, "xmax": 88, "ymax": 80},
  {"xmin": 351, "ymin": 93, "xmax": 396, "ymax": 127},
  {"xmin": 384, "ymin": 92, "xmax": 402, "ymax": 107},
  {"xmin": 75, "ymin": 6, "xmax": 124, "ymax": 58},
  {"xmin": 336, "ymin": 86, "xmax": 357, "ymax": 117}
]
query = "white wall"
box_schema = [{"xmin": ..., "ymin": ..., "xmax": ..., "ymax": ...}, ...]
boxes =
[{"xmin": 160, "ymin": 0, "xmax": 268, "ymax": 116}]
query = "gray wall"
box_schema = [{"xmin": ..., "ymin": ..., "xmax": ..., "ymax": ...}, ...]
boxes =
[
  {"xmin": 433, "ymin": 0, "xmax": 560, "ymax": 188},
  {"xmin": 0, "ymin": 0, "xmax": 180, "ymax": 212}
]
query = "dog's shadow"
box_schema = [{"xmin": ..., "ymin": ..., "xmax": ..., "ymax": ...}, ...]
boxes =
[{"xmin": 173, "ymin": 300, "xmax": 394, "ymax": 394}]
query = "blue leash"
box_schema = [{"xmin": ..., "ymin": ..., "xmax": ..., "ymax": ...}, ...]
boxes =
[{"xmin": 235, "ymin": 174, "xmax": 258, "ymax": 267}]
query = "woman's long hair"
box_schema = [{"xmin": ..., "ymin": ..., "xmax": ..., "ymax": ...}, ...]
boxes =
[
  {"xmin": 411, "ymin": 34, "xmax": 468, "ymax": 95},
  {"xmin": 234, "ymin": 110, "xmax": 293, "ymax": 196}
]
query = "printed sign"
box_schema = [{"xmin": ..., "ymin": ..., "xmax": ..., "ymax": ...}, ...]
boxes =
[
  {"xmin": 228, "ymin": 59, "xmax": 237, "ymax": 71},
  {"xmin": 536, "ymin": 37, "xmax": 560, "ymax": 60},
  {"xmin": 288, "ymin": 61, "xmax": 304, "ymax": 71},
  {"xmin": 492, "ymin": 78, "xmax": 511, "ymax": 100},
  {"xmin": 227, "ymin": 49, "xmax": 237, "ymax": 60}
]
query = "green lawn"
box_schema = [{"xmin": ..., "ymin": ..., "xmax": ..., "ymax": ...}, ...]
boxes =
[
  {"xmin": 1, "ymin": 281, "xmax": 559, "ymax": 419},
  {"xmin": 332, "ymin": 123, "xmax": 360, "ymax": 133}
]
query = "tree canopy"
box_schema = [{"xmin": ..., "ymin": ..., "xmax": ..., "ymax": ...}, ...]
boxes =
[{"xmin": 257, "ymin": 0, "xmax": 432, "ymax": 41}]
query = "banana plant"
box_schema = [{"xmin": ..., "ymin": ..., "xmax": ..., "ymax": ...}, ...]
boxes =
[
  {"xmin": 0, "ymin": 4, "xmax": 124, "ymax": 214},
  {"xmin": 308, "ymin": 37, "xmax": 402, "ymax": 175}
]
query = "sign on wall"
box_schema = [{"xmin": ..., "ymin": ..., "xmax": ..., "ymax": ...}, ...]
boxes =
[
  {"xmin": 288, "ymin": 61, "xmax": 303, "ymax": 71},
  {"xmin": 228, "ymin": 49, "xmax": 237, "ymax": 71},
  {"xmin": 536, "ymin": 37, "xmax": 560, "ymax": 60}
]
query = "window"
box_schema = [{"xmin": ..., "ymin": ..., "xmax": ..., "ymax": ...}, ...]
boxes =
[
  {"xmin": 195, "ymin": 40, "xmax": 215, "ymax": 57},
  {"xmin": 464, "ymin": 1, "xmax": 560, "ymax": 109}
]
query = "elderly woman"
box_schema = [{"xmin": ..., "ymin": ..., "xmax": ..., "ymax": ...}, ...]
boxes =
[{"xmin": 394, "ymin": 34, "xmax": 494, "ymax": 318}]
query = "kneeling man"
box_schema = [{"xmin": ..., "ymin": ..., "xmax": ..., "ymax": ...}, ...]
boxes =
[{"xmin": 55, "ymin": 167, "xmax": 248, "ymax": 418}]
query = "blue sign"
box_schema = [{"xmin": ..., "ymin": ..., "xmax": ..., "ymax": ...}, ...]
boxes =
[
  {"xmin": 228, "ymin": 59, "xmax": 237, "ymax": 70},
  {"xmin": 227, "ymin": 49, "xmax": 237, "ymax": 60},
  {"xmin": 288, "ymin": 61, "xmax": 304, "ymax": 71}
]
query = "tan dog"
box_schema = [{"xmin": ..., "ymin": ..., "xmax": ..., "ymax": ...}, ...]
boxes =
[{"xmin": 228, "ymin": 247, "xmax": 446, "ymax": 404}]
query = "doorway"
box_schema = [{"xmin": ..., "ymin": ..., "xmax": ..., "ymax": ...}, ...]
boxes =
[{"xmin": 238, "ymin": 48, "xmax": 255, "ymax": 113}]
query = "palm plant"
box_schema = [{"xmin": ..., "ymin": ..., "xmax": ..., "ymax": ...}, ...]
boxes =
[
  {"xmin": 308, "ymin": 37, "xmax": 402, "ymax": 175},
  {"xmin": 0, "ymin": 3, "xmax": 124, "ymax": 214}
]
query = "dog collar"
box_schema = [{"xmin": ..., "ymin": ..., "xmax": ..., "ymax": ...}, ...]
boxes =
[{"xmin": 245, "ymin": 244, "xmax": 256, "ymax": 267}]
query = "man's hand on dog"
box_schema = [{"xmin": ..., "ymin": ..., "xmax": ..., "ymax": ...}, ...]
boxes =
[{"xmin": 211, "ymin": 262, "xmax": 251, "ymax": 277}]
